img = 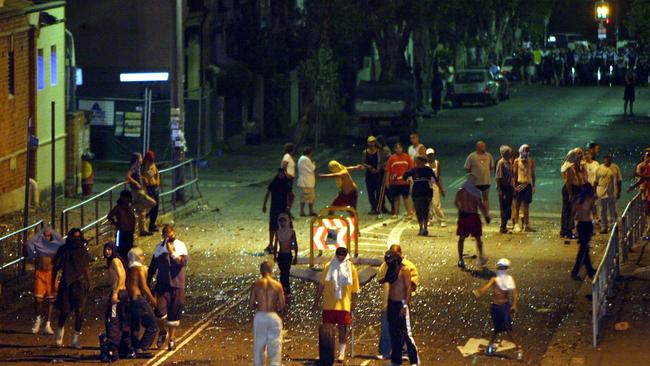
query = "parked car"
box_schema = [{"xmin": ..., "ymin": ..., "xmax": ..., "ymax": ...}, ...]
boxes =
[
  {"xmin": 500, "ymin": 57, "xmax": 517, "ymax": 81},
  {"xmin": 494, "ymin": 73, "xmax": 510, "ymax": 101},
  {"xmin": 352, "ymin": 79, "xmax": 417, "ymax": 142},
  {"xmin": 446, "ymin": 69, "xmax": 500, "ymax": 108}
]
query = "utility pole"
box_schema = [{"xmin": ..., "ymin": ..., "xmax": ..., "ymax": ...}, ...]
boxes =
[{"xmin": 170, "ymin": 0, "xmax": 185, "ymax": 202}]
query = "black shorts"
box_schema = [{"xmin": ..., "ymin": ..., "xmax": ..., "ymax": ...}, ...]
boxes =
[
  {"xmin": 476, "ymin": 184, "xmax": 490, "ymax": 192},
  {"xmin": 491, "ymin": 303, "xmax": 513, "ymax": 333},
  {"xmin": 155, "ymin": 286, "xmax": 185, "ymax": 325},
  {"xmin": 516, "ymin": 184, "xmax": 533, "ymax": 204},
  {"xmin": 56, "ymin": 280, "xmax": 88, "ymax": 314},
  {"xmin": 390, "ymin": 185, "xmax": 410, "ymax": 198},
  {"xmin": 624, "ymin": 85, "xmax": 635, "ymax": 102}
]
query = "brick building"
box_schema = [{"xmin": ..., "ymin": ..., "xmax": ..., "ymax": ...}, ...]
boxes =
[{"xmin": 0, "ymin": 0, "xmax": 33, "ymax": 216}]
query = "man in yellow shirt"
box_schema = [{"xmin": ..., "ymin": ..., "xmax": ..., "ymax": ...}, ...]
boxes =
[
  {"xmin": 314, "ymin": 247, "xmax": 360, "ymax": 362},
  {"xmin": 376, "ymin": 244, "xmax": 419, "ymax": 360}
]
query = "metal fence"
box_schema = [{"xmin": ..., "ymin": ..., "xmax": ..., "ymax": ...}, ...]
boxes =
[
  {"xmin": 592, "ymin": 192, "xmax": 644, "ymax": 347},
  {"xmin": 0, "ymin": 220, "xmax": 44, "ymax": 277},
  {"xmin": 0, "ymin": 159, "xmax": 200, "ymax": 278}
]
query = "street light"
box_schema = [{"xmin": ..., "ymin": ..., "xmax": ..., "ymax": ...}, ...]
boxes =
[{"xmin": 595, "ymin": 1, "xmax": 609, "ymax": 21}]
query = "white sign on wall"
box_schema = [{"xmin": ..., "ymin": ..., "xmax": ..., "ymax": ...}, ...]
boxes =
[{"xmin": 78, "ymin": 100, "xmax": 115, "ymax": 126}]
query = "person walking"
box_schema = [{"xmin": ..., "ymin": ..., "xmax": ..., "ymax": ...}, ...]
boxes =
[
  {"xmin": 250, "ymin": 261, "xmax": 285, "ymax": 366},
  {"xmin": 472, "ymin": 258, "xmax": 522, "ymax": 360},
  {"xmin": 386, "ymin": 143, "xmax": 414, "ymax": 218},
  {"xmin": 624, "ymin": 68, "xmax": 636, "ymax": 117},
  {"xmin": 464, "ymin": 141, "xmax": 495, "ymax": 213},
  {"xmin": 273, "ymin": 213, "xmax": 297, "ymax": 298},
  {"xmin": 376, "ymin": 135, "xmax": 392, "ymax": 214},
  {"xmin": 126, "ymin": 247, "xmax": 158, "ymax": 354},
  {"xmin": 142, "ymin": 150, "xmax": 161, "ymax": 233},
  {"xmin": 513, "ymin": 144, "xmax": 536, "ymax": 232},
  {"xmin": 426, "ymin": 148, "xmax": 446, "ymax": 227},
  {"xmin": 148, "ymin": 225, "xmax": 188, "ymax": 351},
  {"xmin": 103, "ymin": 242, "xmax": 134, "ymax": 360},
  {"xmin": 52, "ymin": 229, "xmax": 92, "ymax": 348},
  {"xmin": 431, "ymin": 70, "xmax": 444, "ymax": 115},
  {"xmin": 281, "ymin": 143, "xmax": 296, "ymax": 214},
  {"xmin": 313, "ymin": 247, "xmax": 360, "ymax": 362},
  {"xmin": 560, "ymin": 148, "xmax": 586, "ymax": 239},
  {"xmin": 262, "ymin": 169, "xmax": 292, "ymax": 253},
  {"xmin": 495, "ymin": 146, "xmax": 514, "ymax": 234},
  {"xmin": 297, "ymin": 146, "xmax": 317, "ymax": 217},
  {"xmin": 456, "ymin": 176, "xmax": 491, "ymax": 269},
  {"xmin": 383, "ymin": 249, "xmax": 420, "ymax": 366},
  {"xmin": 405, "ymin": 155, "xmax": 442, "ymax": 236},
  {"xmin": 126, "ymin": 152, "xmax": 155, "ymax": 236},
  {"xmin": 24, "ymin": 227, "xmax": 64, "ymax": 335},
  {"xmin": 362, "ymin": 136, "xmax": 384, "ymax": 214},
  {"xmin": 108, "ymin": 190, "xmax": 137, "ymax": 260},
  {"xmin": 376, "ymin": 245, "xmax": 419, "ymax": 361},
  {"xmin": 595, "ymin": 155, "xmax": 622, "ymax": 233},
  {"xmin": 571, "ymin": 184, "xmax": 597, "ymax": 281}
]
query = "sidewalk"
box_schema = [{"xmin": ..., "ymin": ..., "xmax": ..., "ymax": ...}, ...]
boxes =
[{"xmin": 543, "ymin": 240, "xmax": 650, "ymax": 366}]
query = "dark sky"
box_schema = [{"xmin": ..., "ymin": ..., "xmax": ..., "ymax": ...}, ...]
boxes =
[{"xmin": 548, "ymin": 0, "xmax": 630, "ymax": 42}]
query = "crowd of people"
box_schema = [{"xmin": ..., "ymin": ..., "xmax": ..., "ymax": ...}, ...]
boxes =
[
  {"xmin": 14, "ymin": 135, "xmax": 650, "ymax": 365},
  {"xmin": 504, "ymin": 43, "xmax": 646, "ymax": 87}
]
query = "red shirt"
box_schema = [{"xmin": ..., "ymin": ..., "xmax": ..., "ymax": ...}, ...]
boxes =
[{"xmin": 386, "ymin": 153, "xmax": 414, "ymax": 186}]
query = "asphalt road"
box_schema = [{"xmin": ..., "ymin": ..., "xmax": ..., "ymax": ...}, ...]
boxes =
[{"xmin": 0, "ymin": 84, "xmax": 649, "ymax": 365}]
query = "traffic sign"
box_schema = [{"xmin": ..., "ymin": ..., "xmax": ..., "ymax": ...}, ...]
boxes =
[
  {"xmin": 312, "ymin": 217, "xmax": 351, "ymax": 251},
  {"xmin": 598, "ymin": 24, "xmax": 607, "ymax": 40}
]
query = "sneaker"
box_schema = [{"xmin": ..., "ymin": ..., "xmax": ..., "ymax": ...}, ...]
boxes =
[
  {"xmin": 168, "ymin": 340, "xmax": 176, "ymax": 351},
  {"xmin": 514, "ymin": 224, "xmax": 522, "ymax": 233},
  {"xmin": 43, "ymin": 322, "xmax": 54, "ymax": 335},
  {"xmin": 458, "ymin": 260, "xmax": 466, "ymax": 269},
  {"xmin": 337, "ymin": 352, "xmax": 345, "ymax": 361},
  {"xmin": 499, "ymin": 227, "xmax": 509, "ymax": 234},
  {"xmin": 71, "ymin": 331, "xmax": 82, "ymax": 349},
  {"xmin": 376, "ymin": 355, "xmax": 385, "ymax": 360},
  {"xmin": 422, "ymin": 229, "xmax": 428, "ymax": 236},
  {"xmin": 32, "ymin": 316, "xmax": 42, "ymax": 334},
  {"xmin": 120, "ymin": 352, "xmax": 137, "ymax": 359},
  {"xmin": 55, "ymin": 327, "xmax": 64, "ymax": 347},
  {"xmin": 440, "ymin": 222, "xmax": 447, "ymax": 228},
  {"xmin": 156, "ymin": 332, "xmax": 167, "ymax": 349},
  {"xmin": 516, "ymin": 348, "xmax": 524, "ymax": 360},
  {"xmin": 486, "ymin": 343, "xmax": 495, "ymax": 356}
]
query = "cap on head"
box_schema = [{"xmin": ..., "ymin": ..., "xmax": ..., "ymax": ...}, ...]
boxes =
[
  {"xmin": 367, "ymin": 136, "xmax": 377, "ymax": 143},
  {"xmin": 496, "ymin": 258, "xmax": 511, "ymax": 269},
  {"xmin": 426, "ymin": 148, "xmax": 435, "ymax": 155},
  {"xmin": 335, "ymin": 247, "xmax": 348, "ymax": 257}
]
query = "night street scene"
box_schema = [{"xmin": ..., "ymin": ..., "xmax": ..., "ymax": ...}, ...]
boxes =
[{"xmin": 5, "ymin": 1, "xmax": 650, "ymax": 366}]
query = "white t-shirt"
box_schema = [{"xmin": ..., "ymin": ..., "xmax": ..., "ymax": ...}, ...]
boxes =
[
  {"xmin": 408, "ymin": 144, "xmax": 425, "ymax": 160},
  {"xmin": 297, "ymin": 155, "xmax": 316, "ymax": 188},
  {"xmin": 464, "ymin": 152, "xmax": 495, "ymax": 186},
  {"xmin": 584, "ymin": 160, "xmax": 600, "ymax": 185},
  {"xmin": 595, "ymin": 163, "xmax": 622, "ymax": 199},
  {"xmin": 281, "ymin": 153, "xmax": 295, "ymax": 178}
]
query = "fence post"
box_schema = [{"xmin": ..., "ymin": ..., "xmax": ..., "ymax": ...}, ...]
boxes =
[{"xmin": 95, "ymin": 199, "xmax": 100, "ymax": 247}]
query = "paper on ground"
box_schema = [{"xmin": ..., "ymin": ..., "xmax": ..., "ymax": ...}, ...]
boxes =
[{"xmin": 457, "ymin": 337, "xmax": 516, "ymax": 357}]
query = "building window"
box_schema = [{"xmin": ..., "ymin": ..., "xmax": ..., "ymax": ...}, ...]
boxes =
[
  {"xmin": 37, "ymin": 48, "xmax": 44, "ymax": 90},
  {"xmin": 8, "ymin": 51, "xmax": 15, "ymax": 96},
  {"xmin": 50, "ymin": 46, "xmax": 57, "ymax": 86}
]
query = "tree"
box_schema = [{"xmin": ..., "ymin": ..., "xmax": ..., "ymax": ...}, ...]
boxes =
[{"xmin": 627, "ymin": 0, "xmax": 650, "ymax": 45}]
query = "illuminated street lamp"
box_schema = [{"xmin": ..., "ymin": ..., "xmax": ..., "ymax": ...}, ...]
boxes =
[{"xmin": 595, "ymin": 1, "xmax": 609, "ymax": 21}]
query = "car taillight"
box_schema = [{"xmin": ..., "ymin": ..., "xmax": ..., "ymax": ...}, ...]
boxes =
[{"xmin": 484, "ymin": 85, "xmax": 491, "ymax": 94}]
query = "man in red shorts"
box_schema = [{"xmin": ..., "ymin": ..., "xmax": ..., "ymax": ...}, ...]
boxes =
[
  {"xmin": 24, "ymin": 227, "xmax": 64, "ymax": 335},
  {"xmin": 319, "ymin": 161, "xmax": 364, "ymax": 210},
  {"xmin": 455, "ymin": 175, "xmax": 491, "ymax": 269},
  {"xmin": 313, "ymin": 247, "xmax": 360, "ymax": 362}
]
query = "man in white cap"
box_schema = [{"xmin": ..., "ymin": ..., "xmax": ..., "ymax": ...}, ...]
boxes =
[
  {"xmin": 426, "ymin": 148, "xmax": 446, "ymax": 227},
  {"xmin": 455, "ymin": 175, "xmax": 490, "ymax": 268},
  {"xmin": 473, "ymin": 258, "xmax": 522, "ymax": 360}
]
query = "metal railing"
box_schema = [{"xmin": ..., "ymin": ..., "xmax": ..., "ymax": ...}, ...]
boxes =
[
  {"xmin": 0, "ymin": 220, "xmax": 44, "ymax": 276},
  {"xmin": 1, "ymin": 158, "xmax": 201, "ymax": 277},
  {"xmin": 592, "ymin": 192, "xmax": 645, "ymax": 346},
  {"xmin": 159, "ymin": 159, "xmax": 201, "ymax": 214},
  {"xmin": 619, "ymin": 193, "xmax": 644, "ymax": 261}
]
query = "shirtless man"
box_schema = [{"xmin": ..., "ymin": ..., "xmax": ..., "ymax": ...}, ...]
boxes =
[
  {"xmin": 455, "ymin": 176, "xmax": 491, "ymax": 268},
  {"xmin": 571, "ymin": 184, "xmax": 597, "ymax": 280},
  {"xmin": 103, "ymin": 242, "xmax": 134, "ymax": 360},
  {"xmin": 273, "ymin": 213, "xmax": 297, "ymax": 297},
  {"xmin": 24, "ymin": 227, "xmax": 64, "ymax": 335},
  {"xmin": 472, "ymin": 258, "xmax": 522, "ymax": 359},
  {"xmin": 320, "ymin": 160, "xmax": 364, "ymax": 210},
  {"xmin": 249, "ymin": 261, "xmax": 285, "ymax": 366},
  {"xmin": 127, "ymin": 247, "xmax": 158, "ymax": 353},
  {"xmin": 383, "ymin": 250, "xmax": 419, "ymax": 366}
]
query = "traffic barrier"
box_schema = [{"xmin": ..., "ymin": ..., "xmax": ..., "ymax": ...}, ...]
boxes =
[
  {"xmin": 309, "ymin": 206, "xmax": 359, "ymax": 268},
  {"xmin": 592, "ymin": 192, "xmax": 644, "ymax": 346},
  {"xmin": 0, "ymin": 220, "xmax": 44, "ymax": 277}
]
